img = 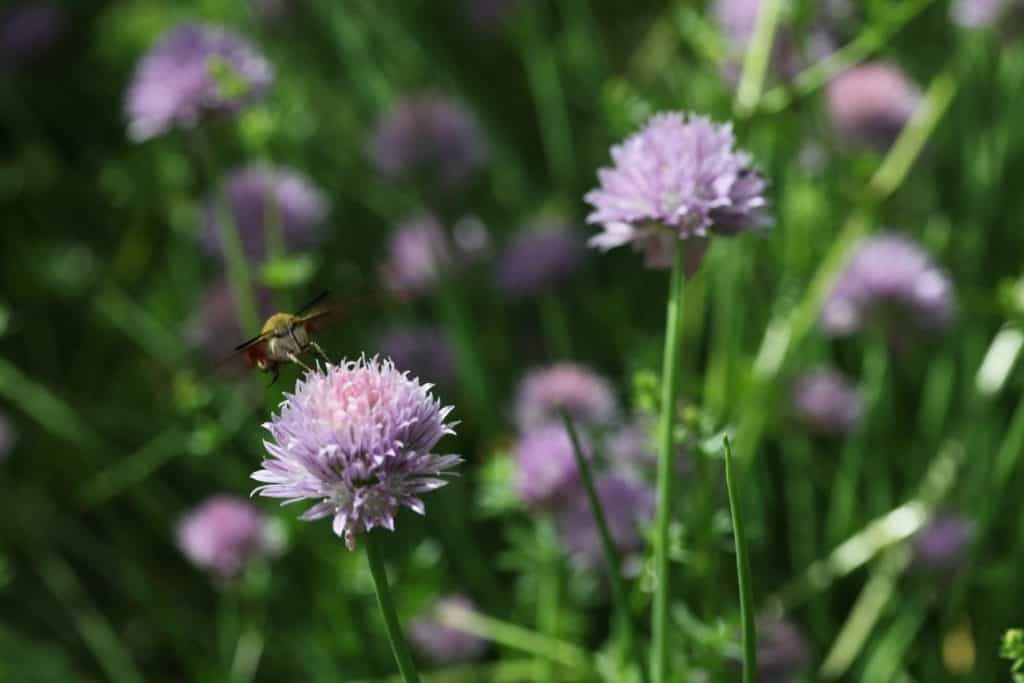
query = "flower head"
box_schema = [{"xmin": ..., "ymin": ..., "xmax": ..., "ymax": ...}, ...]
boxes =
[
  {"xmin": 912, "ymin": 514, "xmax": 974, "ymax": 572},
  {"xmin": 202, "ymin": 165, "xmax": 327, "ymax": 263},
  {"xmin": 369, "ymin": 94, "xmax": 486, "ymax": 190},
  {"xmin": 0, "ymin": 2, "xmax": 65, "ymax": 71},
  {"xmin": 185, "ymin": 280, "xmax": 274, "ymax": 361},
  {"xmin": 826, "ymin": 62, "xmax": 919, "ymax": 148},
  {"xmin": 380, "ymin": 214, "xmax": 452, "ymax": 298},
  {"xmin": 952, "ymin": 0, "xmax": 1019, "ymax": 27},
  {"xmin": 821, "ymin": 234, "xmax": 954, "ymax": 339},
  {"xmin": 252, "ymin": 357, "xmax": 460, "ymax": 549},
  {"xmin": 557, "ymin": 474, "xmax": 654, "ymax": 568},
  {"xmin": 379, "ymin": 325, "xmax": 456, "ymax": 390},
  {"xmin": 0, "ymin": 412, "xmax": 16, "ymax": 461},
  {"xmin": 585, "ymin": 112, "xmax": 767, "ymax": 269},
  {"xmin": 791, "ymin": 369, "xmax": 862, "ymax": 437},
  {"xmin": 496, "ymin": 226, "xmax": 585, "ymax": 299},
  {"xmin": 514, "ymin": 425, "xmax": 589, "ymax": 509},
  {"xmin": 125, "ymin": 23, "xmax": 273, "ymax": 142},
  {"xmin": 514, "ymin": 363, "xmax": 618, "ymax": 432},
  {"xmin": 177, "ymin": 495, "xmax": 274, "ymax": 578},
  {"xmin": 756, "ymin": 617, "xmax": 810, "ymax": 683},
  {"xmin": 410, "ymin": 595, "xmax": 488, "ymax": 664}
]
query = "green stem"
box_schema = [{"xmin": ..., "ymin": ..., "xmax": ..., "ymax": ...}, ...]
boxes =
[
  {"xmin": 560, "ymin": 409, "xmax": 649, "ymax": 683},
  {"xmin": 365, "ymin": 533, "xmax": 421, "ymax": 683},
  {"xmin": 535, "ymin": 519, "xmax": 561, "ymax": 683},
  {"xmin": 723, "ymin": 437, "xmax": 757, "ymax": 683},
  {"xmin": 651, "ymin": 241, "xmax": 686, "ymax": 682},
  {"xmin": 734, "ymin": 0, "xmax": 783, "ymax": 116}
]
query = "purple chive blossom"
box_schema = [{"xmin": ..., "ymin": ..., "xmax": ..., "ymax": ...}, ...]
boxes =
[
  {"xmin": 496, "ymin": 226, "xmax": 585, "ymax": 299},
  {"xmin": 124, "ymin": 23, "xmax": 273, "ymax": 142},
  {"xmin": 912, "ymin": 514, "xmax": 974, "ymax": 572},
  {"xmin": 202, "ymin": 165, "xmax": 327, "ymax": 263},
  {"xmin": 185, "ymin": 280, "xmax": 274, "ymax": 361},
  {"xmin": 826, "ymin": 62, "xmax": 919, "ymax": 148},
  {"xmin": 369, "ymin": 94, "xmax": 487, "ymax": 190},
  {"xmin": 952, "ymin": 0, "xmax": 1019, "ymax": 27},
  {"xmin": 410, "ymin": 595, "xmax": 488, "ymax": 664},
  {"xmin": 0, "ymin": 412, "xmax": 16, "ymax": 461},
  {"xmin": 756, "ymin": 617, "xmax": 811, "ymax": 683},
  {"xmin": 0, "ymin": 2, "xmax": 65, "ymax": 71},
  {"xmin": 585, "ymin": 112, "xmax": 768, "ymax": 270},
  {"xmin": 250, "ymin": 0, "xmax": 292, "ymax": 23},
  {"xmin": 380, "ymin": 213, "xmax": 453, "ymax": 298},
  {"xmin": 466, "ymin": 0, "xmax": 520, "ymax": 31},
  {"xmin": 821, "ymin": 234, "xmax": 954, "ymax": 339},
  {"xmin": 791, "ymin": 369, "xmax": 863, "ymax": 437},
  {"xmin": 379, "ymin": 325, "xmax": 456, "ymax": 390},
  {"xmin": 177, "ymin": 495, "xmax": 274, "ymax": 578},
  {"xmin": 252, "ymin": 357, "xmax": 461, "ymax": 550},
  {"xmin": 514, "ymin": 425, "xmax": 590, "ymax": 509},
  {"xmin": 514, "ymin": 363, "xmax": 619, "ymax": 432},
  {"xmin": 557, "ymin": 474, "xmax": 655, "ymax": 568}
]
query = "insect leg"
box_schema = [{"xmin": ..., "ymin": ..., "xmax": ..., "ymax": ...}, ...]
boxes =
[
  {"xmin": 287, "ymin": 353, "xmax": 312, "ymax": 371},
  {"xmin": 309, "ymin": 341, "xmax": 331, "ymax": 364},
  {"xmin": 268, "ymin": 365, "xmax": 280, "ymax": 386}
]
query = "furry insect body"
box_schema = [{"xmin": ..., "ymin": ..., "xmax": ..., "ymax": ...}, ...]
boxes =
[{"xmin": 231, "ymin": 292, "xmax": 334, "ymax": 383}]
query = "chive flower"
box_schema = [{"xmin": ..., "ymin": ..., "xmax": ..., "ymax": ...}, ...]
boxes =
[
  {"xmin": 380, "ymin": 213, "xmax": 453, "ymax": 298},
  {"xmin": 125, "ymin": 23, "xmax": 273, "ymax": 142},
  {"xmin": 513, "ymin": 425, "xmax": 589, "ymax": 509},
  {"xmin": 557, "ymin": 474, "xmax": 655, "ymax": 569},
  {"xmin": 514, "ymin": 363, "xmax": 619, "ymax": 432},
  {"xmin": 202, "ymin": 165, "xmax": 328, "ymax": 263},
  {"xmin": 791, "ymin": 369, "xmax": 863, "ymax": 437},
  {"xmin": 821, "ymin": 234, "xmax": 954, "ymax": 339},
  {"xmin": 912, "ymin": 514, "xmax": 974, "ymax": 572},
  {"xmin": 252, "ymin": 357, "xmax": 461, "ymax": 550},
  {"xmin": 585, "ymin": 112, "xmax": 767, "ymax": 269},
  {"xmin": 379, "ymin": 325, "xmax": 456, "ymax": 390},
  {"xmin": 496, "ymin": 226, "xmax": 585, "ymax": 299},
  {"xmin": 177, "ymin": 495, "xmax": 276, "ymax": 579},
  {"xmin": 0, "ymin": 2, "xmax": 65, "ymax": 71},
  {"xmin": 410, "ymin": 595, "xmax": 488, "ymax": 664},
  {"xmin": 826, "ymin": 62, "xmax": 919, "ymax": 148}
]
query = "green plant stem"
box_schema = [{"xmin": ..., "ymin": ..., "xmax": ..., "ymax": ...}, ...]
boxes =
[
  {"xmin": 365, "ymin": 533, "xmax": 421, "ymax": 683},
  {"xmin": 560, "ymin": 409, "xmax": 649, "ymax": 683},
  {"xmin": 535, "ymin": 519, "xmax": 561, "ymax": 683},
  {"xmin": 723, "ymin": 437, "xmax": 757, "ymax": 683},
  {"xmin": 735, "ymin": 0, "xmax": 783, "ymax": 115},
  {"xmin": 651, "ymin": 240, "xmax": 686, "ymax": 682}
]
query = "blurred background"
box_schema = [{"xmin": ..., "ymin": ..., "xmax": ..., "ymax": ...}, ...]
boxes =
[{"xmin": 2, "ymin": 0, "xmax": 1024, "ymax": 681}]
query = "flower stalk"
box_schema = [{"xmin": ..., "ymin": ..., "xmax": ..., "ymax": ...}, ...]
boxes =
[
  {"xmin": 365, "ymin": 532, "xmax": 421, "ymax": 683},
  {"xmin": 723, "ymin": 436, "xmax": 757, "ymax": 683},
  {"xmin": 651, "ymin": 240, "xmax": 686, "ymax": 681}
]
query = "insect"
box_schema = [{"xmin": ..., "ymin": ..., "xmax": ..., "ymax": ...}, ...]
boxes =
[{"xmin": 232, "ymin": 290, "xmax": 334, "ymax": 384}]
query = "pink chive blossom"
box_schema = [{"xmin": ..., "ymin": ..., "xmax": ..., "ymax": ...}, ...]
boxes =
[
  {"xmin": 410, "ymin": 595, "xmax": 488, "ymax": 664},
  {"xmin": 557, "ymin": 474, "xmax": 655, "ymax": 569},
  {"xmin": 496, "ymin": 226, "xmax": 585, "ymax": 299},
  {"xmin": 252, "ymin": 357, "xmax": 461, "ymax": 550},
  {"xmin": 826, "ymin": 62, "xmax": 920, "ymax": 149},
  {"xmin": 380, "ymin": 213, "xmax": 453, "ymax": 298},
  {"xmin": 514, "ymin": 363, "xmax": 619, "ymax": 432},
  {"xmin": 124, "ymin": 23, "xmax": 273, "ymax": 142},
  {"xmin": 177, "ymin": 495, "xmax": 275, "ymax": 578},
  {"xmin": 513, "ymin": 424, "xmax": 590, "ymax": 509},
  {"xmin": 791, "ymin": 369, "xmax": 863, "ymax": 437},
  {"xmin": 585, "ymin": 112, "xmax": 767, "ymax": 270}
]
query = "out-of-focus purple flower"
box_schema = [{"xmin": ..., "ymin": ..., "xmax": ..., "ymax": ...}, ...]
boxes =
[
  {"xmin": 185, "ymin": 280, "xmax": 274, "ymax": 361},
  {"xmin": 821, "ymin": 234, "xmax": 954, "ymax": 339},
  {"xmin": 379, "ymin": 325, "xmax": 456, "ymax": 390},
  {"xmin": 202, "ymin": 165, "xmax": 327, "ymax": 263},
  {"xmin": 756, "ymin": 617, "xmax": 810, "ymax": 683},
  {"xmin": 557, "ymin": 474, "xmax": 654, "ymax": 568},
  {"xmin": 514, "ymin": 425, "xmax": 590, "ymax": 509},
  {"xmin": 0, "ymin": 3, "xmax": 65, "ymax": 70},
  {"xmin": 952, "ymin": 0, "xmax": 1016, "ymax": 27},
  {"xmin": 514, "ymin": 363, "xmax": 619, "ymax": 432},
  {"xmin": 466, "ymin": 0, "xmax": 520, "ymax": 31},
  {"xmin": 826, "ymin": 62, "xmax": 919, "ymax": 148},
  {"xmin": 380, "ymin": 214, "xmax": 452, "ymax": 298},
  {"xmin": 913, "ymin": 514, "xmax": 974, "ymax": 572},
  {"xmin": 250, "ymin": 0, "xmax": 292, "ymax": 23},
  {"xmin": 496, "ymin": 227, "xmax": 585, "ymax": 299},
  {"xmin": 0, "ymin": 412, "xmax": 16, "ymax": 461},
  {"xmin": 125, "ymin": 23, "xmax": 273, "ymax": 142},
  {"xmin": 585, "ymin": 112, "xmax": 767, "ymax": 269},
  {"xmin": 410, "ymin": 594, "xmax": 488, "ymax": 664},
  {"xmin": 369, "ymin": 94, "xmax": 487, "ymax": 190},
  {"xmin": 791, "ymin": 369, "xmax": 862, "ymax": 437},
  {"xmin": 452, "ymin": 215, "xmax": 492, "ymax": 262},
  {"xmin": 252, "ymin": 357, "xmax": 461, "ymax": 550},
  {"xmin": 177, "ymin": 495, "xmax": 274, "ymax": 578}
]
